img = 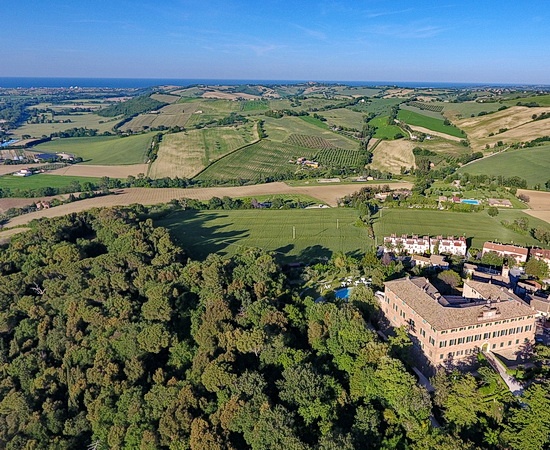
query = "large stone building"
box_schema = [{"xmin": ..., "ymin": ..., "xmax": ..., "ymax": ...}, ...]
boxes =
[
  {"xmin": 383, "ymin": 234, "xmax": 467, "ymax": 256},
  {"xmin": 380, "ymin": 277, "xmax": 536, "ymax": 366},
  {"xmin": 482, "ymin": 242, "xmax": 529, "ymax": 265}
]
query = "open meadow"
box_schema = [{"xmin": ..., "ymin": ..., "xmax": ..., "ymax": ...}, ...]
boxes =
[
  {"xmin": 33, "ymin": 133, "xmax": 154, "ymax": 165},
  {"xmin": 149, "ymin": 123, "xmax": 258, "ymax": 179},
  {"xmin": 369, "ymin": 116, "xmax": 403, "ymax": 139},
  {"xmin": 155, "ymin": 208, "xmax": 373, "ymax": 262},
  {"xmin": 14, "ymin": 113, "xmax": 117, "ymax": 138},
  {"xmin": 397, "ymin": 109, "xmax": 466, "ymax": 138},
  {"xmin": 0, "ymin": 174, "xmax": 104, "ymax": 192},
  {"xmin": 458, "ymin": 144, "xmax": 550, "ymax": 188},
  {"xmin": 456, "ymin": 106, "xmax": 550, "ymax": 151},
  {"xmin": 374, "ymin": 208, "xmax": 550, "ymax": 249}
]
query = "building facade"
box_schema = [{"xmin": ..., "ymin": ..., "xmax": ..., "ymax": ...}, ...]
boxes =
[
  {"xmin": 383, "ymin": 234, "xmax": 467, "ymax": 256},
  {"xmin": 482, "ymin": 242, "xmax": 529, "ymax": 265},
  {"xmin": 381, "ymin": 277, "xmax": 536, "ymax": 366}
]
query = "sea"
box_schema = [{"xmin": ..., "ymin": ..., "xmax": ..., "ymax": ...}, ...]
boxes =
[{"xmin": 0, "ymin": 77, "xmax": 544, "ymax": 90}]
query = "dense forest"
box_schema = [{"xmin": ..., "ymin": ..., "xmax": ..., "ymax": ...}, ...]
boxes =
[{"xmin": 1, "ymin": 207, "xmax": 549, "ymax": 449}]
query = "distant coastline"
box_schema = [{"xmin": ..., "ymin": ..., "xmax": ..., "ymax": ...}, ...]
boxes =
[{"xmin": 0, "ymin": 77, "xmax": 548, "ymax": 90}]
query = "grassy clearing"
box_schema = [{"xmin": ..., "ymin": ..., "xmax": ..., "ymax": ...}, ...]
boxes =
[
  {"xmin": 14, "ymin": 113, "xmax": 115, "ymax": 138},
  {"xmin": 195, "ymin": 139, "xmax": 312, "ymax": 181},
  {"xmin": 397, "ymin": 109, "xmax": 466, "ymax": 138},
  {"xmin": 374, "ymin": 208, "xmax": 550, "ymax": 249},
  {"xmin": 262, "ymin": 116, "xmax": 357, "ymax": 149},
  {"xmin": 400, "ymin": 104, "xmax": 444, "ymax": 120},
  {"xmin": 369, "ymin": 116, "xmax": 403, "ymax": 139},
  {"xmin": 352, "ymin": 98, "xmax": 403, "ymax": 116},
  {"xmin": 33, "ymin": 134, "xmax": 153, "ymax": 165},
  {"xmin": 502, "ymin": 94, "xmax": 550, "ymax": 107},
  {"xmin": 322, "ymin": 108, "xmax": 366, "ymax": 129},
  {"xmin": 457, "ymin": 144, "xmax": 550, "ymax": 188},
  {"xmin": 120, "ymin": 103, "xmax": 195, "ymax": 132},
  {"xmin": 438, "ymin": 101, "xmax": 502, "ymax": 120},
  {"xmin": 155, "ymin": 208, "xmax": 372, "ymax": 262},
  {"xmin": 0, "ymin": 174, "xmax": 104, "ymax": 191},
  {"xmin": 149, "ymin": 123, "xmax": 258, "ymax": 179},
  {"xmin": 239, "ymin": 100, "xmax": 270, "ymax": 111}
]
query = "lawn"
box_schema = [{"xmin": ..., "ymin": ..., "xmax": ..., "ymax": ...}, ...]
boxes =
[
  {"xmin": 0, "ymin": 174, "xmax": 104, "ymax": 192},
  {"xmin": 397, "ymin": 109, "xmax": 466, "ymax": 138},
  {"xmin": 369, "ymin": 116, "xmax": 404, "ymax": 139},
  {"xmin": 33, "ymin": 134, "xmax": 154, "ymax": 165},
  {"xmin": 457, "ymin": 144, "xmax": 550, "ymax": 188},
  {"xmin": 149, "ymin": 123, "xmax": 258, "ymax": 179},
  {"xmin": 155, "ymin": 208, "xmax": 372, "ymax": 262},
  {"xmin": 374, "ymin": 208, "xmax": 550, "ymax": 249}
]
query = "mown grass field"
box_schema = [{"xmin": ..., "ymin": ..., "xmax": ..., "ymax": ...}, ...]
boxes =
[
  {"xmin": 369, "ymin": 116, "xmax": 403, "ymax": 139},
  {"xmin": 502, "ymin": 94, "xmax": 550, "ymax": 107},
  {"xmin": 33, "ymin": 134, "xmax": 154, "ymax": 165},
  {"xmin": 374, "ymin": 208, "xmax": 550, "ymax": 249},
  {"xmin": 119, "ymin": 103, "xmax": 194, "ymax": 132},
  {"xmin": 195, "ymin": 139, "xmax": 312, "ymax": 181},
  {"xmin": 156, "ymin": 208, "xmax": 373, "ymax": 262},
  {"xmin": 149, "ymin": 123, "xmax": 258, "ymax": 179},
  {"xmin": 397, "ymin": 109, "xmax": 466, "ymax": 138},
  {"xmin": 0, "ymin": 174, "xmax": 104, "ymax": 191},
  {"xmin": 457, "ymin": 144, "xmax": 550, "ymax": 188},
  {"xmin": 436, "ymin": 101, "xmax": 503, "ymax": 120}
]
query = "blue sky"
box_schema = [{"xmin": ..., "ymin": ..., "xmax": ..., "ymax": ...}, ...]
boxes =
[{"xmin": 3, "ymin": 0, "xmax": 549, "ymax": 83}]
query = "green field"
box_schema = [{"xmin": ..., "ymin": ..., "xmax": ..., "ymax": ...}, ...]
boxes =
[
  {"xmin": 240, "ymin": 100, "xmax": 270, "ymax": 111},
  {"xmin": 262, "ymin": 116, "xmax": 357, "ymax": 149},
  {"xmin": 195, "ymin": 139, "xmax": 312, "ymax": 181},
  {"xmin": 436, "ymin": 101, "xmax": 503, "ymax": 119},
  {"xmin": 0, "ymin": 174, "xmax": 104, "ymax": 191},
  {"xmin": 374, "ymin": 208, "xmax": 550, "ymax": 249},
  {"xmin": 502, "ymin": 94, "xmax": 550, "ymax": 107},
  {"xmin": 322, "ymin": 108, "xmax": 367, "ymax": 129},
  {"xmin": 457, "ymin": 144, "xmax": 550, "ymax": 188},
  {"xmin": 155, "ymin": 208, "xmax": 372, "ymax": 262},
  {"xmin": 369, "ymin": 116, "xmax": 403, "ymax": 139},
  {"xmin": 397, "ymin": 109, "xmax": 465, "ymax": 138},
  {"xmin": 15, "ymin": 113, "xmax": 116, "ymax": 138},
  {"xmin": 33, "ymin": 134, "xmax": 154, "ymax": 165}
]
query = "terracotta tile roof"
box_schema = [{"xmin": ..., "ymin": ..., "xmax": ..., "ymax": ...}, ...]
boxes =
[
  {"xmin": 465, "ymin": 279, "xmax": 524, "ymax": 302},
  {"xmin": 483, "ymin": 242, "xmax": 529, "ymax": 256},
  {"xmin": 384, "ymin": 277, "xmax": 535, "ymax": 331}
]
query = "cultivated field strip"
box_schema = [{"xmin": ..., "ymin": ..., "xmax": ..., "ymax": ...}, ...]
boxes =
[{"xmin": 4, "ymin": 182, "xmax": 413, "ymax": 228}]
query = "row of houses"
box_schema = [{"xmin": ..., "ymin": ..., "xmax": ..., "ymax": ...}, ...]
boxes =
[
  {"xmin": 383, "ymin": 234, "xmax": 468, "ymax": 256},
  {"xmin": 482, "ymin": 241, "xmax": 550, "ymax": 268},
  {"xmin": 383, "ymin": 235, "xmax": 550, "ymax": 272}
]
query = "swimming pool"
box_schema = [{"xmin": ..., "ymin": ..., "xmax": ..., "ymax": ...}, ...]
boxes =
[
  {"xmin": 461, "ymin": 199, "xmax": 480, "ymax": 205},
  {"xmin": 335, "ymin": 287, "xmax": 353, "ymax": 299}
]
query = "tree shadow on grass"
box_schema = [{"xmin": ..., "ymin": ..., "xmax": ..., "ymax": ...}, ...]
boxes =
[
  {"xmin": 155, "ymin": 210, "xmax": 249, "ymax": 260},
  {"xmin": 296, "ymin": 244, "xmax": 333, "ymax": 264}
]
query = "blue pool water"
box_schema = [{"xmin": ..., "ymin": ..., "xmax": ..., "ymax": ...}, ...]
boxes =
[
  {"xmin": 461, "ymin": 199, "xmax": 480, "ymax": 205},
  {"xmin": 335, "ymin": 287, "xmax": 353, "ymax": 299}
]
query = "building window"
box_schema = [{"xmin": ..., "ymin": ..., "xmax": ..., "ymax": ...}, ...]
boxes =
[
  {"xmin": 508, "ymin": 341, "xmax": 512, "ymax": 346},
  {"xmin": 439, "ymin": 341, "xmax": 447, "ymax": 348},
  {"xmin": 429, "ymin": 337, "xmax": 435, "ymax": 346},
  {"xmin": 466, "ymin": 336, "xmax": 472, "ymax": 343},
  {"xmin": 483, "ymin": 333, "xmax": 490, "ymax": 340},
  {"xmin": 449, "ymin": 339, "xmax": 456, "ymax": 346},
  {"xmin": 458, "ymin": 337, "xmax": 464, "ymax": 344},
  {"xmin": 500, "ymin": 342, "xmax": 504, "ymax": 348},
  {"xmin": 516, "ymin": 339, "xmax": 519, "ymax": 345},
  {"xmin": 440, "ymin": 354, "xmax": 444, "ymax": 359},
  {"xmin": 492, "ymin": 331, "xmax": 498, "ymax": 338},
  {"xmin": 492, "ymin": 344, "xmax": 496, "ymax": 349}
]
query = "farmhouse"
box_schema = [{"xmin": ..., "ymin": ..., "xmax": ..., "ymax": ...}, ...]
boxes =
[
  {"xmin": 380, "ymin": 277, "xmax": 536, "ymax": 367},
  {"xmin": 482, "ymin": 242, "xmax": 529, "ymax": 265},
  {"xmin": 488, "ymin": 198, "xmax": 513, "ymax": 208},
  {"xmin": 13, "ymin": 168, "xmax": 34, "ymax": 177}
]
